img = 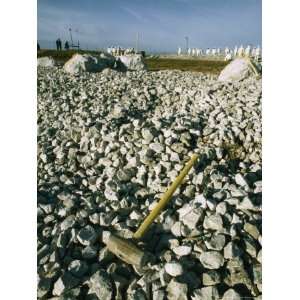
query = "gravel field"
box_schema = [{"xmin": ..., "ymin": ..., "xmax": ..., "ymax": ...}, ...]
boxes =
[{"xmin": 37, "ymin": 66, "xmax": 262, "ymax": 299}]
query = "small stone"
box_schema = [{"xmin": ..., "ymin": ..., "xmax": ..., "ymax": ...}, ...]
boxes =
[
  {"xmin": 257, "ymin": 249, "xmax": 262, "ymax": 263},
  {"xmin": 53, "ymin": 272, "xmax": 80, "ymax": 296},
  {"xmin": 205, "ymin": 234, "xmax": 226, "ymax": 250},
  {"xmin": 172, "ymin": 245, "xmax": 192, "ymax": 256},
  {"xmin": 181, "ymin": 208, "xmax": 203, "ymax": 230},
  {"xmin": 149, "ymin": 142, "xmax": 164, "ymax": 153},
  {"xmin": 153, "ymin": 289, "xmax": 165, "ymax": 300},
  {"xmin": 98, "ymin": 247, "xmax": 115, "ymax": 264},
  {"xmin": 128, "ymin": 288, "xmax": 148, "ymax": 300},
  {"xmin": 141, "ymin": 128, "xmax": 155, "ymax": 143},
  {"xmin": 192, "ymin": 286, "xmax": 219, "ymax": 300},
  {"xmin": 216, "ymin": 202, "xmax": 227, "ymax": 215},
  {"xmin": 244, "ymin": 222, "xmax": 260, "ymax": 240},
  {"xmin": 235, "ymin": 173, "xmax": 249, "ymax": 188},
  {"xmin": 194, "ymin": 194, "xmax": 207, "ymax": 208},
  {"xmin": 89, "ymin": 213, "xmax": 100, "ymax": 224},
  {"xmin": 254, "ymin": 181, "xmax": 262, "ymax": 193},
  {"xmin": 171, "ymin": 221, "xmax": 182, "ymax": 237},
  {"xmin": 166, "ymin": 279, "xmax": 188, "ymax": 300},
  {"xmin": 37, "ymin": 277, "xmax": 52, "ymax": 298},
  {"xmin": 224, "ymin": 242, "xmax": 242, "ymax": 259},
  {"xmin": 252, "ymin": 263, "xmax": 262, "ymax": 286},
  {"xmin": 244, "ymin": 236, "xmax": 257, "ymax": 257},
  {"xmin": 203, "ymin": 214, "xmax": 223, "ymax": 231},
  {"xmin": 202, "ymin": 270, "xmax": 221, "ymax": 286},
  {"xmin": 68, "ymin": 260, "xmax": 88, "ymax": 277},
  {"xmin": 222, "ymin": 289, "xmax": 241, "ymax": 300},
  {"xmin": 225, "ymin": 258, "xmax": 253, "ymax": 291},
  {"xmin": 165, "ymin": 262, "xmax": 183, "ymax": 277},
  {"xmin": 199, "ymin": 251, "xmax": 224, "ymax": 269},
  {"xmin": 117, "ymin": 168, "xmax": 134, "ymax": 182},
  {"xmin": 82, "ymin": 245, "xmax": 98, "ymax": 259},
  {"xmin": 237, "ymin": 197, "xmax": 258, "ymax": 211},
  {"xmin": 77, "ymin": 225, "xmax": 97, "ymax": 246},
  {"xmin": 86, "ymin": 270, "xmax": 113, "ymax": 300},
  {"xmin": 60, "ymin": 215, "xmax": 76, "ymax": 231}
]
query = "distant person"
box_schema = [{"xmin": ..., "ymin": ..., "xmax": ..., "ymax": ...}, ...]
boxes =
[
  {"xmin": 64, "ymin": 41, "xmax": 70, "ymax": 50},
  {"xmin": 37, "ymin": 42, "xmax": 40, "ymax": 51},
  {"xmin": 245, "ymin": 45, "xmax": 251, "ymax": 57},
  {"xmin": 56, "ymin": 38, "xmax": 62, "ymax": 50},
  {"xmin": 255, "ymin": 46, "xmax": 261, "ymax": 61},
  {"xmin": 238, "ymin": 45, "xmax": 244, "ymax": 57},
  {"xmin": 233, "ymin": 46, "xmax": 238, "ymax": 57}
]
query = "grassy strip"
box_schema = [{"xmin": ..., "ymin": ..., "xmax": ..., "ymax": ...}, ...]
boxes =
[{"xmin": 145, "ymin": 58, "xmax": 229, "ymax": 74}]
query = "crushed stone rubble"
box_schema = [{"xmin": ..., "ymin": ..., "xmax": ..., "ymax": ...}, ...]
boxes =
[{"xmin": 37, "ymin": 64, "xmax": 262, "ymax": 299}]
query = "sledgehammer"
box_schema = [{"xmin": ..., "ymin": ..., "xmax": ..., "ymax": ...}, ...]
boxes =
[{"xmin": 103, "ymin": 153, "xmax": 199, "ymax": 268}]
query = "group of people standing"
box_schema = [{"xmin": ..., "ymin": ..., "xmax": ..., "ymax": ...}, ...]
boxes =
[
  {"xmin": 107, "ymin": 46, "xmax": 136, "ymax": 56},
  {"xmin": 56, "ymin": 38, "xmax": 70, "ymax": 51},
  {"xmin": 177, "ymin": 45, "xmax": 261, "ymax": 61}
]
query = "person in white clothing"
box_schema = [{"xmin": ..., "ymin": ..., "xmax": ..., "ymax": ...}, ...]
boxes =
[
  {"xmin": 245, "ymin": 45, "xmax": 251, "ymax": 57},
  {"xmin": 233, "ymin": 46, "xmax": 238, "ymax": 57},
  {"xmin": 238, "ymin": 45, "xmax": 244, "ymax": 57},
  {"xmin": 255, "ymin": 46, "xmax": 261, "ymax": 61}
]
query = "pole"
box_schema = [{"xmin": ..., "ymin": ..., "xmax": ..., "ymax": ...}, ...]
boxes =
[
  {"xmin": 185, "ymin": 36, "xmax": 189, "ymax": 53},
  {"xmin": 133, "ymin": 153, "xmax": 199, "ymax": 239},
  {"xmin": 69, "ymin": 28, "xmax": 74, "ymax": 47},
  {"xmin": 136, "ymin": 32, "xmax": 139, "ymax": 53}
]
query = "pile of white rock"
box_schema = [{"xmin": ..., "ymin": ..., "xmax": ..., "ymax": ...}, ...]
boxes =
[{"xmin": 37, "ymin": 63, "xmax": 261, "ymax": 299}]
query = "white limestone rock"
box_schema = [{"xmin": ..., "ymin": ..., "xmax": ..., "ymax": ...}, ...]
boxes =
[
  {"xmin": 165, "ymin": 262, "xmax": 183, "ymax": 277},
  {"xmin": 64, "ymin": 53, "xmax": 115, "ymax": 74},
  {"xmin": 199, "ymin": 251, "xmax": 224, "ymax": 269},
  {"xmin": 37, "ymin": 56, "xmax": 55, "ymax": 68},
  {"xmin": 172, "ymin": 245, "xmax": 192, "ymax": 256},
  {"xmin": 117, "ymin": 54, "xmax": 147, "ymax": 71},
  {"xmin": 218, "ymin": 58, "xmax": 252, "ymax": 82}
]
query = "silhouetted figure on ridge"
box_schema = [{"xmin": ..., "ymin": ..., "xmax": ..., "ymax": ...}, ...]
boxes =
[
  {"xmin": 56, "ymin": 38, "xmax": 62, "ymax": 50},
  {"xmin": 64, "ymin": 41, "xmax": 69, "ymax": 50}
]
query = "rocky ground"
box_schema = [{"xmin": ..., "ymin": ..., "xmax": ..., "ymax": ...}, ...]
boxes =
[{"xmin": 37, "ymin": 66, "xmax": 262, "ymax": 299}]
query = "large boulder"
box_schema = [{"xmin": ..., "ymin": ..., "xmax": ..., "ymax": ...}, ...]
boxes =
[
  {"xmin": 37, "ymin": 56, "xmax": 55, "ymax": 68},
  {"xmin": 63, "ymin": 53, "xmax": 115, "ymax": 74},
  {"xmin": 117, "ymin": 54, "xmax": 147, "ymax": 71},
  {"xmin": 218, "ymin": 58, "xmax": 252, "ymax": 82}
]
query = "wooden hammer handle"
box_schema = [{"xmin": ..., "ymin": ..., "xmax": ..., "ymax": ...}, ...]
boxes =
[{"xmin": 133, "ymin": 153, "xmax": 199, "ymax": 239}]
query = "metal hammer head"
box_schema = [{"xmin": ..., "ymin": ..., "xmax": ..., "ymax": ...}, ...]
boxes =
[{"xmin": 103, "ymin": 232, "xmax": 150, "ymax": 268}]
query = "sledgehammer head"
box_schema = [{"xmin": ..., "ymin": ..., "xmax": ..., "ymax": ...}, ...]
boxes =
[{"xmin": 103, "ymin": 232, "xmax": 149, "ymax": 268}]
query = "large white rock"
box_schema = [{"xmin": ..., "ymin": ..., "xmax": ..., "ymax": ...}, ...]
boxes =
[
  {"xmin": 218, "ymin": 58, "xmax": 251, "ymax": 82},
  {"xmin": 64, "ymin": 53, "xmax": 115, "ymax": 74},
  {"xmin": 117, "ymin": 54, "xmax": 147, "ymax": 71},
  {"xmin": 37, "ymin": 56, "xmax": 55, "ymax": 68}
]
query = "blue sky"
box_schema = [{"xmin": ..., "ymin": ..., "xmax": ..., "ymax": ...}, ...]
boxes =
[{"xmin": 38, "ymin": 0, "xmax": 261, "ymax": 52}]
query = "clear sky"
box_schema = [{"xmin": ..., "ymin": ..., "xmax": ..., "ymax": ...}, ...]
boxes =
[{"xmin": 38, "ymin": 0, "xmax": 261, "ymax": 53}]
